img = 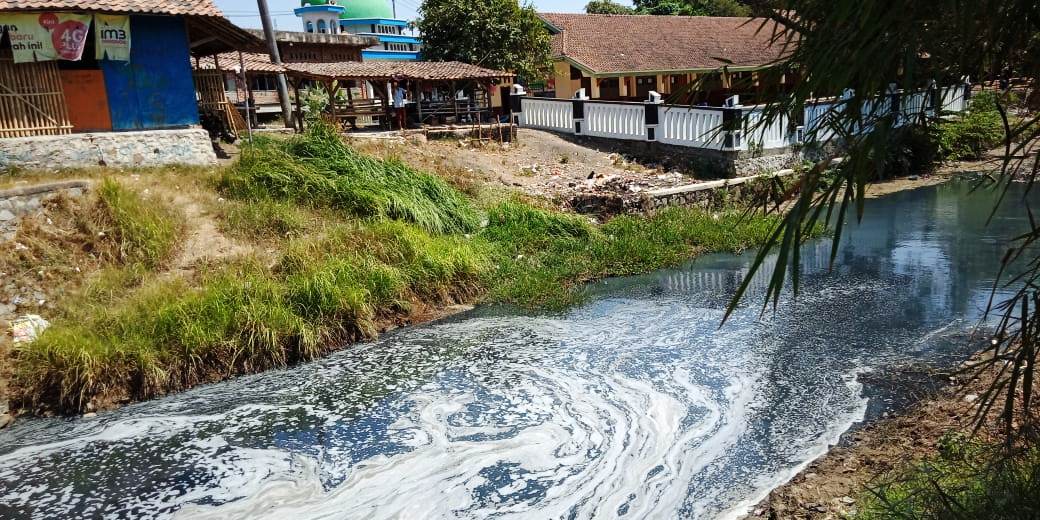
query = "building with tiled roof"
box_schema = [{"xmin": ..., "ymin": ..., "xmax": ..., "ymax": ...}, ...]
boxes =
[
  {"xmin": 540, "ymin": 13, "xmax": 792, "ymax": 104},
  {"xmin": 0, "ymin": 0, "xmax": 262, "ymax": 141}
]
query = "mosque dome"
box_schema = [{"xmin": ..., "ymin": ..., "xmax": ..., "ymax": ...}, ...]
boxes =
[{"xmin": 300, "ymin": 0, "xmax": 394, "ymax": 19}]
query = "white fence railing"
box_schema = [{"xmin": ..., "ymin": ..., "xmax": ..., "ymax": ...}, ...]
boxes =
[
  {"xmin": 517, "ymin": 83, "xmax": 971, "ymax": 152},
  {"xmin": 744, "ymin": 107, "xmax": 794, "ymax": 150},
  {"xmin": 658, "ymin": 106, "xmax": 726, "ymax": 149},
  {"xmin": 519, "ymin": 97, "xmax": 573, "ymax": 133},
  {"xmin": 584, "ymin": 102, "xmax": 646, "ymax": 140}
]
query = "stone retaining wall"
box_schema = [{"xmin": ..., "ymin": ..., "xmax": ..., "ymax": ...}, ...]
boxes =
[
  {"xmin": 0, "ymin": 181, "xmax": 88, "ymax": 241},
  {"xmin": 641, "ymin": 158, "xmax": 845, "ymax": 212},
  {"xmin": 0, "ymin": 129, "xmax": 217, "ymax": 170}
]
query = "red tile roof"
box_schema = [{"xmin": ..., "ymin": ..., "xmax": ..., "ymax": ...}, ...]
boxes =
[
  {"xmin": 541, "ymin": 13, "xmax": 790, "ymax": 74},
  {"xmin": 284, "ymin": 61, "xmax": 514, "ymax": 81},
  {"xmin": 0, "ymin": 0, "xmax": 224, "ymax": 17}
]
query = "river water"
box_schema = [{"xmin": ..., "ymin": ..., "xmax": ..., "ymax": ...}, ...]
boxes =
[{"xmin": 0, "ymin": 178, "xmax": 1034, "ymax": 519}]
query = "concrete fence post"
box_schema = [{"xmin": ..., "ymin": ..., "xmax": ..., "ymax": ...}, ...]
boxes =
[
  {"xmin": 644, "ymin": 91, "xmax": 663, "ymax": 142},
  {"xmin": 509, "ymin": 84, "xmax": 526, "ymax": 125},
  {"xmin": 722, "ymin": 95, "xmax": 743, "ymax": 151},
  {"xmin": 888, "ymin": 83, "xmax": 902, "ymax": 125},
  {"xmin": 927, "ymin": 80, "xmax": 940, "ymax": 115},
  {"xmin": 572, "ymin": 88, "xmax": 589, "ymax": 135}
]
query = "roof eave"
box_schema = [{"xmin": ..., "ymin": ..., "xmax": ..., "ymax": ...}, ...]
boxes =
[{"xmin": 553, "ymin": 56, "xmax": 778, "ymax": 77}]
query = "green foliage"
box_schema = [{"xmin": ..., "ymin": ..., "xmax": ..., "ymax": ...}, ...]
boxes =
[
  {"xmin": 95, "ymin": 178, "xmax": 181, "ymax": 270},
  {"xmin": 220, "ymin": 122, "xmax": 481, "ymax": 235},
  {"xmin": 937, "ymin": 91, "xmax": 1007, "ymax": 160},
  {"xmin": 633, "ymin": 0, "xmax": 751, "ymax": 16},
  {"xmin": 854, "ymin": 436, "xmax": 1040, "ymax": 519},
  {"xmin": 417, "ymin": 0, "xmax": 552, "ymax": 81},
  {"xmin": 585, "ymin": 0, "xmax": 634, "ymax": 14}
]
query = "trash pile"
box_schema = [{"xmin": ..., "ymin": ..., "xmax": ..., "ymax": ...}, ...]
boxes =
[{"xmin": 8, "ymin": 314, "xmax": 49, "ymax": 344}]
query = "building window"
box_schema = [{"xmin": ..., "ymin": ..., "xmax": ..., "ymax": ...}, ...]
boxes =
[
  {"xmin": 305, "ymin": 21, "xmax": 314, "ymax": 33},
  {"xmin": 385, "ymin": 42, "xmax": 409, "ymax": 52},
  {"xmin": 317, "ymin": 19, "xmax": 327, "ymax": 33}
]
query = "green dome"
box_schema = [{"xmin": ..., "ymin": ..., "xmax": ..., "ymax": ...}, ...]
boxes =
[
  {"xmin": 339, "ymin": 0, "xmax": 393, "ymax": 19},
  {"xmin": 299, "ymin": 0, "xmax": 393, "ymax": 19}
]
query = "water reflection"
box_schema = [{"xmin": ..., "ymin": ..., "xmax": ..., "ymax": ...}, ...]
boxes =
[{"xmin": 0, "ymin": 178, "xmax": 1033, "ymax": 520}]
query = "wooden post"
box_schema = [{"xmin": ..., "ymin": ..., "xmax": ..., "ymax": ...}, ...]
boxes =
[
  {"xmin": 415, "ymin": 79, "xmax": 423, "ymax": 125},
  {"xmin": 326, "ymin": 79, "xmax": 337, "ymax": 126},
  {"xmin": 451, "ymin": 81, "xmax": 459, "ymax": 122},
  {"xmin": 238, "ymin": 51, "xmax": 252, "ymax": 141},
  {"xmin": 291, "ymin": 78, "xmax": 304, "ymax": 132}
]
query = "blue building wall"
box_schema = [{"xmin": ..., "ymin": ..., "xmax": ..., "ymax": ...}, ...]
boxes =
[{"xmin": 101, "ymin": 16, "xmax": 199, "ymax": 130}]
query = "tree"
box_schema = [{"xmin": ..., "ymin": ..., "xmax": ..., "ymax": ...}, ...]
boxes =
[
  {"xmin": 417, "ymin": 0, "xmax": 552, "ymax": 82},
  {"xmin": 585, "ymin": 0, "xmax": 634, "ymax": 14},
  {"xmin": 727, "ymin": 0, "xmax": 1040, "ymax": 446},
  {"xmin": 632, "ymin": 0, "xmax": 751, "ymax": 16}
]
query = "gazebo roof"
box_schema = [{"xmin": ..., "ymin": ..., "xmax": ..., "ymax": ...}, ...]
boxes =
[
  {"xmin": 193, "ymin": 52, "xmax": 285, "ymax": 73},
  {"xmin": 284, "ymin": 61, "xmax": 514, "ymax": 82}
]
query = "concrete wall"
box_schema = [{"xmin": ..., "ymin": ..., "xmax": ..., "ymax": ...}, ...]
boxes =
[
  {"xmin": 0, "ymin": 129, "xmax": 216, "ymax": 170},
  {"xmin": 554, "ymin": 61, "xmax": 581, "ymax": 99}
]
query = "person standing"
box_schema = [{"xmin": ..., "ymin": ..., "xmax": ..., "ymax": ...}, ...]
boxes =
[{"xmin": 393, "ymin": 80, "xmax": 408, "ymax": 130}]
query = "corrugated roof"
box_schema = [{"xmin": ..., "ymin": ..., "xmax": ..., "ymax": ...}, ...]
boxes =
[
  {"xmin": 540, "ymin": 13, "xmax": 789, "ymax": 74},
  {"xmin": 284, "ymin": 61, "xmax": 514, "ymax": 81},
  {"xmin": 0, "ymin": 0, "xmax": 224, "ymax": 17}
]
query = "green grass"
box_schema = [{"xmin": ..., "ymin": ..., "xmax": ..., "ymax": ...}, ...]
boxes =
[
  {"xmin": 219, "ymin": 123, "xmax": 480, "ymax": 235},
  {"xmin": 219, "ymin": 198, "xmax": 306, "ymax": 240},
  {"xmin": 12, "ymin": 125, "xmax": 789, "ymax": 414},
  {"xmin": 481, "ymin": 200, "xmax": 782, "ymax": 308},
  {"xmin": 854, "ymin": 434, "xmax": 1040, "ymax": 519},
  {"xmin": 94, "ymin": 177, "xmax": 181, "ymax": 269},
  {"xmin": 15, "ymin": 221, "xmax": 492, "ymax": 412}
]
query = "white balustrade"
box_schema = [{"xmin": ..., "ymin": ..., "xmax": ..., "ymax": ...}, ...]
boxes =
[
  {"xmin": 899, "ymin": 90, "xmax": 930, "ymax": 123},
  {"xmin": 940, "ymin": 85, "xmax": 967, "ymax": 113},
  {"xmin": 519, "ymin": 98, "xmax": 573, "ymax": 133},
  {"xmin": 583, "ymin": 102, "xmax": 646, "ymax": 140},
  {"xmin": 744, "ymin": 107, "xmax": 792, "ymax": 150},
  {"xmin": 803, "ymin": 101, "xmax": 839, "ymax": 143},
  {"xmin": 657, "ymin": 106, "xmax": 725, "ymax": 149},
  {"xmin": 517, "ymin": 83, "xmax": 970, "ymax": 151}
]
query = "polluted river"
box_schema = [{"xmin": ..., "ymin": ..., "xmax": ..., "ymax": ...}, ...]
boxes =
[{"xmin": 0, "ymin": 177, "xmax": 1033, "ymax": 519}]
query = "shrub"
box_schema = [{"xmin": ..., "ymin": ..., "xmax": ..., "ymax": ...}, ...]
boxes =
[
  {"xmin": 855, "ymin": 435, "xmax": 1040, "ymax": 519},
  {"xmin": 937, "ymin": 91, "xmax": 1007, "ymax": 160}
]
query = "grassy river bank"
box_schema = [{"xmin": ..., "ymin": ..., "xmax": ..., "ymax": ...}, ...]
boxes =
[{"xmin": 1, "ymin": 123, "xmax": 785, "ymax": 416}]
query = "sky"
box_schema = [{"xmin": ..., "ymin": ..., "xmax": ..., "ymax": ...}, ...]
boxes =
[{"xmin": 215, "ymin": 0, "xmax": 634, "ymax": 30}]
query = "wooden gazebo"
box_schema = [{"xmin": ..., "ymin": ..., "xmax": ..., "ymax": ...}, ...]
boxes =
[{"xmin": 281, "ymin": 61, "xmax": 515, "ymax": 130}]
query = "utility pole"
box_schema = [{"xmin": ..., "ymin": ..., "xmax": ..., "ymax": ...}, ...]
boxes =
[
  {"xmin": 391, "ymin": 0, "xmax": 396, "ymax": 18},
  {"xmin": 257, "ymin": 0, "xmax": 294, "ymax": 128}
]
